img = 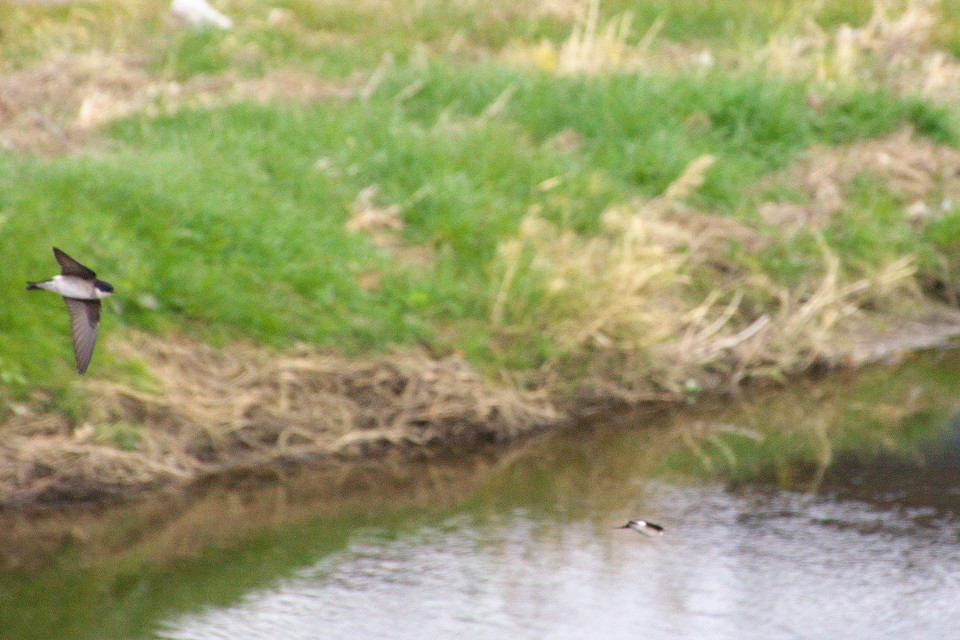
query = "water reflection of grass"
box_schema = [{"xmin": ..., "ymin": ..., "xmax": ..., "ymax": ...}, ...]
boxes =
[
  {"xmin": 657, "ymin": 351, "xmax": 960, "ymax": 487},
  {"xmin": 1, "ymin": 513, "xmax": 364, "ymax": 640},
  {"xmin": 461, "ymin": 351, "xmax": 960, "ymax": 526},
  {"xmin": 0, "ymin": 352, "xmax": 959, "ymax": 639},
  {"xmin": 0, "ymin": 456, "xmax": 502, "ymax": 640}
]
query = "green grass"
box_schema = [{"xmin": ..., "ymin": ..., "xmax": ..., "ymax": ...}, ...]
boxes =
[
  {"xmin": 0, "ymin": 0, "xmax": 959, "ymax": 397},
  {"xmin": 919, "ymin": 208, "xmax": 960, "ymax": 300},
  {"xmin": 0, "ymin": 54, "xmax": 957, "ymax": 386}
]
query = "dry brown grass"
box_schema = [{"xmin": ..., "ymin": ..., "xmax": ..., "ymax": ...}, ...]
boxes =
[
  {"xmin": 762, "ymin": 0, "xmax": 960, "ymax": 99},
  {"xmin": 0, "ymin": 51, "xmax": 354, "ymax": 153},
  {"xmin": 503, "ymin": 6, "xmax": 715, "ymax": 76},
  {"xmin": 659, "ymin": 242, "xmax": 923, "ymax": 381},
  {"xmin": 0, "ymin": 335, "xmax": 561, "ymax": 507},
  {"xmin": 552, "ymin": 0, "xmax": 635, "ymax": 75},
  {"xmin": 763, "ymin": 127, "xmax": 960, "ymax": 228},
  {"xmin": 345, "ymin": 185, "xmax": 436, "ymax": 273},
  {"xmin": 493, "ymin": 148, "xmax": 960, "ymax": 405},
  {"xmin": 105, "ymin": 334, "xmax": 561, "ymax": 450},
  {"xmin": 504, "ymin": 0, "xmax": 960, "ymax": 96}
]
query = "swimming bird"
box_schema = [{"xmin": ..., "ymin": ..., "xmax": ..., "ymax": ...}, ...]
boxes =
[
  {"xmin": 616, "ymin": 520, "xmax": 665, "ymax": 536},
  {"xmin": 27, "ymin": 247, "xmax": 114, "ymax": 374}
]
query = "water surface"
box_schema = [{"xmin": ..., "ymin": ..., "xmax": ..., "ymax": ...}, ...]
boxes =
[
  {"xmin": 159, "ymin": 479, "xmax": 960, "ymax": 640},
  {"xmin": 3, "ymin": 351, "xmax": 960, "ymax": 640}
]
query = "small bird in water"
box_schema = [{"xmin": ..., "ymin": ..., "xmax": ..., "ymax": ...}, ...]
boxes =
[
  {"xmin": 27, "ymin": 247, "xmax": 114, "ymax": 374},
  {"xmin": 616, "ymin": 520, "xmax": 665, "ymax": 536}
]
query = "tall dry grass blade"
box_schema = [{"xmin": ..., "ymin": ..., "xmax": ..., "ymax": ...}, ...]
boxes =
[
  {"xmin": 760, "ymin": 0, "xmax": 960, "ymax": 99},
  {"xmin": 557, "ymin": 0, "xmax": 634, "ymax": 74},
  {"xmin": 663, "ymin": 155, "xmax": 716, "ymax": 201}
]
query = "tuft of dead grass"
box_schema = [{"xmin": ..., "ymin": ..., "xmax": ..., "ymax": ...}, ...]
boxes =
[
  {"xmin": 553, "ymin": 0, "xmax": 635, "ymax": 75},
  {"xmin": 762, "ymin": 0, "xmax": 960, "ymax": 100},
  {"xmin": 757, "ymin": 127, "xmax": 960, "ymax": 233},
  {"xmin": 347, "ymin": 185, "xmax": 405, "ymax": 243},
  {"xmin": 493, "ymin": 150, "xmax": 960, "ymax": 405},
  {"xmin": 345, "ymin": 185, "xmax": 436, "ymax": 269},
  {"xmin": 493, "ymin": 153, "xmax": 727, "ymax": 351},
  {"xmin": 660, "ymin": 241, "xmax": 924, "ymax": 383},
  {"xmin": 502, "ymin": 0, "xmax": 714, "ymax": 76},
  {"xmin": 0, "ymin": 335, "xmax": 562, "ymax": 507}
]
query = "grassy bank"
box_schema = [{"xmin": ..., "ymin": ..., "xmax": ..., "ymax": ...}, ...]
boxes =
[{"xmin": 1, "ymin": 0, "xmax": 960, "ymax": 505}]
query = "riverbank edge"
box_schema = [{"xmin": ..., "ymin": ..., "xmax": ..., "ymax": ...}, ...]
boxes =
[{"xmin": 2, "ymin": 313, "xmax": 959, "ymax": 511}]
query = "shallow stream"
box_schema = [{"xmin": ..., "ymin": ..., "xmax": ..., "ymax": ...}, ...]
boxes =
[{"xmin": 3, "ymin": 351, "xmax": 960, "ymax": 639}]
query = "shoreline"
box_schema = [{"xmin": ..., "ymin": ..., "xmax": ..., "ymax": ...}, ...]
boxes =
[
  {"xmin": 3, "ymin": 321, "xmax": 958, "ymax": 511},
  {"xmin": 3, "ymin": 345, "xmax": 959, "ymax": 574}
]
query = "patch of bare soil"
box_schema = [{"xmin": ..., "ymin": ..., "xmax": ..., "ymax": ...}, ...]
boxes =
[
  {"xmin": 0, "ymin": 51, "xmax": 354, "ymax": 154},
  {"xmin": 758, "ymin": 127, "xmax": 960, "ymax": 233},
  {"xmin": 0, "ymin": 335, "xmax": 562, "ymax": 507}
]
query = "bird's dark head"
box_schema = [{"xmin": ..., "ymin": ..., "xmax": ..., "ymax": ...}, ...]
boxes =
[{"xmin": 94, "ymin": 279, "xmax": 114, "ymax": 296}]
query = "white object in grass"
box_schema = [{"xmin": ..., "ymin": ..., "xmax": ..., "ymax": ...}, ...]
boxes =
[{"xmin": 170, "ymin": 0, "xmax": 233, "ymax": 29}]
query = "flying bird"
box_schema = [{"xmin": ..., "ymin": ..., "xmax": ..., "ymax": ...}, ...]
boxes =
[
  {"xmin": 616, "ymin": 520, "xmax": 665, "ymax": 536},
  {"xmin": 27, "ymin": 247, "xmax": 114, "ymax": 374}
]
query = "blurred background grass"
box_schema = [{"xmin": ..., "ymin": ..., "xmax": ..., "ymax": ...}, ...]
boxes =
[{"xmin": 0, "ymin": 0, "xmax": 958, "ymax": 396}]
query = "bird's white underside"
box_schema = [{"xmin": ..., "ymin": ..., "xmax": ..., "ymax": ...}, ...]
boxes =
[{"xmin": 38, "ymin": 275, "xmax": 109, "ymax": 300}]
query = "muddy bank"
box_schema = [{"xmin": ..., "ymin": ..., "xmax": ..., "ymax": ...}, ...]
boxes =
[
  {"xmin": 3, "ymin": 316, "xmax": 960, "ymax": 510},
  {"xmin": 5, "ymin": 344, "xmax": 960, "ymax": 574},
  {"xmin": 0, "ymin": 334, "xmax": 563, "ymax": 508}
]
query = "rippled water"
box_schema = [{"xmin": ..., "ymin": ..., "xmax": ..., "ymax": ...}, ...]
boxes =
[
  {"xmin": 3, "ymin": 353, "xmax": 960, "ymax": 640},
  {"xmin": 157, "ymin": 475, "xmax": 960, "ymax": 640}
]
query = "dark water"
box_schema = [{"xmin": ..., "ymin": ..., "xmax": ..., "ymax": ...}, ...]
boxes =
[{"xmin": 3, "ymin": 352, "xmax": 960, "ymax": 640}]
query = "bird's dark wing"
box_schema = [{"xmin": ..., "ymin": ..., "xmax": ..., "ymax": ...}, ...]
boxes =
[
  {"xmin": 54, "ymin": 247, "xmax": 97, "ymax": 279},
  {"xmin": 63, "ymin": 298, "xmax": 100, "ymax": 374}
]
